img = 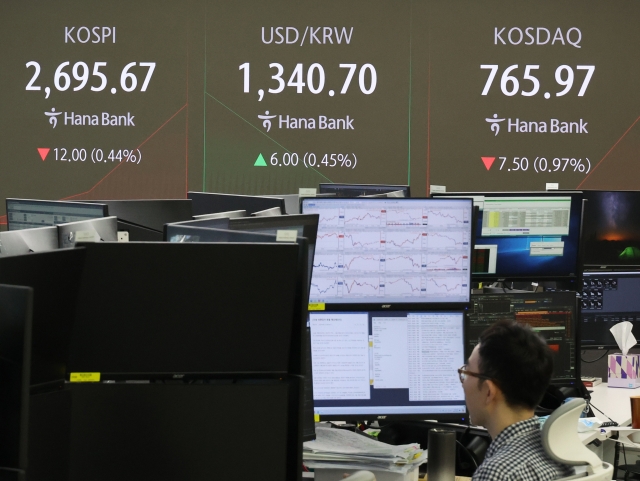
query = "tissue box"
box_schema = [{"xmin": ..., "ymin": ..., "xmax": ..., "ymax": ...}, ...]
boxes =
[{"xmin": 608, "ymin": 354, "xmax": 640, "ymax": 388}]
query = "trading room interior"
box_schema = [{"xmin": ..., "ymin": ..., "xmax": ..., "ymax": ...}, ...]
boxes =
[{"xmin": 2, "ymin": 1, "xmax": 640, "ymax": 480}]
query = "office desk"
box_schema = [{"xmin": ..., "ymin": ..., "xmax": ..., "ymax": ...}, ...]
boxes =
[
  {"xmin": 579, "ymin": 383, "xmax": 634, "ymax": 445},
  {"xmin": 589, "ymin": 382, "xmax": 633, "ymax": 426}
]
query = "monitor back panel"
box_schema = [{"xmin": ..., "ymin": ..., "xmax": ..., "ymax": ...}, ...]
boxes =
[
  {"xmin": 68, "ymin": 242, "xmax": 301, "ymax": 377},
  {"xmin": 188, "ymin": 192, "xmax": 285, "ymax": 216}
]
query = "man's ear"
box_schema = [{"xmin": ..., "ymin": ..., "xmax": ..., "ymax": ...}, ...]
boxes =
[{"xmin": 483, "ymin": 379, "xmax": 501, "ymax": 406}]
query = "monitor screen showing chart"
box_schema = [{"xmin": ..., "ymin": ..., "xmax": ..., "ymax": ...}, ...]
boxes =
[
  {"xmin": 433, "ymin": 192, "xmax": 583, "ymax": 281},
  {"xmin": 309, "ymin": 310, "xmax": 466, "ymax": 421},
  {"xmin": 301, "ymin": 198, "xmax": 473, "ymax": 305}
]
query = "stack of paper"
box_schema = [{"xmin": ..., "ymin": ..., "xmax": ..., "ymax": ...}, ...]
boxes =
[{"xmin": 303, "ymin": 425, "xmax": 427, "ymax": 475}]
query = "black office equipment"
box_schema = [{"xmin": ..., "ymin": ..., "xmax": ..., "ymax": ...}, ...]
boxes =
[
  {"xmin": 0, "ymin": 285, "xmax": 33, "ymax": 480},
  {"xmin": 68, "ymin": 242, "xmax": 302, "ymax": 377},
  {"xmin": 433, "ymin": 191, "xmax": 584, "ymax": 283},
  {"xmin": 81, "ymin": 199, "xmax": 193, "ymax": 232},
  {"xmin": 309, "ymin": 309, "xmax": 467, "ymax": 422},
  {"xmin": 6, "ymin": 199, "xmax": 107, "ymax": 231},
  {"xmin": 192, "ymin": 209, "xmax": 246, "ymax": 220},
  {"xmin": 581, "ymin": 190, "xmax": 640, "ymax": 268},
  {"xmin": 165, "ymin": 226, "xmax": 316, "ymax": 440},
  {"xmin": 301, "ymin": 197, "xmax": 473, "ymax": 308},
  {"xmin": 188, "ymin": 191, "xmax": 286, "ymax": 216},
  {"xmin": 28, "ymin": 379, "xmax": 302, "ymax": 481},
  {"xmin": 581, "ymin": 270, "xmax": 640, "ymax": 349},
  {"xmin": 0, "ymin": 226, "xmax": 58, "ymax": 257},
  {"xmin": 0, "ymin": 249, "xmax": 85, "ymax": 388},
  {"xmin": 162, "ymin": 217, "xmax": 231, "ymax": 241},
  {"xmin": 56, "ymin": 216, "xmax": 118, "ymax": 248},
  {"xmin": 228, "ymin": 214, "xmax": 319, "ymax": 276},
  {"xmin": 318, "ymin": 183, "xmax": 411, "ymax": 198},
  {"xmin": 468, "ymin": 292, "xmax": 580, "ymax": 386}
]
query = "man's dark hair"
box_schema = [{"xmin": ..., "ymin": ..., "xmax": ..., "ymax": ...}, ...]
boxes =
[{"xmin": 477, "ymin": 320, "xmax": 553, "ymax": 410}]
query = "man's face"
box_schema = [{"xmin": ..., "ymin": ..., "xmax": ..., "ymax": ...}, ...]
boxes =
[{"xmin": 462, "ymin": 344, "xmax": 488, "ymax": 427}]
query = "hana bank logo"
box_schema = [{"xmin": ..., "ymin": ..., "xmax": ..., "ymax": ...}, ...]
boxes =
[
  {"xmin": 258, "ymin": 111, "xmax": 277, "ymax": 132},
  {"xmin": 486, "ymin": 113, "xmax": 505, "ymax": 136},
  {"xmin": 45, "ymin": 108, "xmax": 63, "ymax": 128}
]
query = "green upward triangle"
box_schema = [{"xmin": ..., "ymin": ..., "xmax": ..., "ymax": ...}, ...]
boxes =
[{"xmin": 254, "ymin": 153, "xmax": 267, "ymax": 166}]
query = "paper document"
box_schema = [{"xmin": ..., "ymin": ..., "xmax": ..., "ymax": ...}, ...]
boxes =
[{"xmin": 304, "ymin": 426, "xmax": 420, "ymax": 459}]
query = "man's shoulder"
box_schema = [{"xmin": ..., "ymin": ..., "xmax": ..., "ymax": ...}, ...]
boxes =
[{"xmin": 472, "ymin": 424, "xmax": 572, "ymax": 481}]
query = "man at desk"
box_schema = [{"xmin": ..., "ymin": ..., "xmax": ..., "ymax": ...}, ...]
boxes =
[{"xmin": 459, "ymin": 320, "xmax": 574, "ymax": 481}]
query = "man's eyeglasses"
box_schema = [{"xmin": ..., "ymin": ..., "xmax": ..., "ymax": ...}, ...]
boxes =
[{"xmin": 458, "ymin": 364, "xmax": 493, "ymax": 383}]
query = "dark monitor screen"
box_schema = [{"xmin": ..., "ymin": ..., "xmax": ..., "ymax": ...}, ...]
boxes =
[
  {"xmin": 187, "ymin": 191, "xmax": 286, "ymax": 217},
  {"xmin": 6, "ymin": 199, "xmax": 107, "ymax": 231},
  {"xmin": 301, "ymin": 197, "xmax": 473, "ymax": 306},
  {"xmin": 433, "ymin": 192, "xmax": 583, "ymax": 281},
  {"xmin": 581, "ymin": 190, "xmax": 640, "ymax": 268},
  {"xmin": 581, "ymin": 271, "xmax": 640, "ymax": 349},
  {"xmin": 318, "ymin": 183, "xmax": 410, "ymax": 198},
  {"xmin": 82, "ymin": 200, "xmax": 193, "ymax": 232},
  {"xmin": 310, "ymin": 310, "xmax": 466, "ymax": 422},
  {"xmin": 0, "ymin": 285, "xmax": 32, "ymax": 472},
  {"xmin": 468, "ymin": 292, "xmax": 579, "ymax": 384},
  {"xmin": 0, "ymin": 226, "xmax": 58, "ymax": 257}
]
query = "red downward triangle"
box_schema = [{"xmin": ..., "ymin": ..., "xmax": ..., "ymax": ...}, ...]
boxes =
[
  {"xmin": 481, "ymin": 156, "xmax": 495, "ymax": 171},
  {"xmin": 37, "ymin": 148, "xmax": 50, "ymax": 161}
]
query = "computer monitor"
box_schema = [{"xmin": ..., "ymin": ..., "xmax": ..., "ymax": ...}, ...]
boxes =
[
  {"xmin": 228, "ymin": 214, "xmax": 319, "ymax": 279},
  {"xmin": 6, "ymin": 199, "xmax": 108, "ymax": 231},
  {"xmin": 187, "ymin": 191, "xmax": 286, "ymax": 216},
  {"xmin": 0, "ymin": 249, "xmax": 85, "ymax": 388},
  {"xmin": 433, "ymin": 191, "xmax": 584, "ymax": 282},
  {"xmin": 309, "ymin": 309, "xmax": 467, "ymax": 422},
  {"xmin": 301, "ymin": 197, "xmax": 473, "ymax": 307},
  {"xmin": 468, "ymin": 292, "xmax": 580, "ymax": 386},
  {"xmin": 318, "ymin": 183, "xmax": 411, "ymax": 198},
  {"xmin": 57, "ymin": 216, "xmax": 118, "ymax": 248},
  {"xmin": 69, "ymin": 242, "xmax": 302, "ymax": 377},
  {"xmin": 162, "ymin": 217, "xmax": 231, "ymax": 241},
  {"xmin": 0, "ymin": 226, "xmax": 58, "ymax": 257},
  {"xmin": 165, "ymin": 226, "xmax": 316, "ymax": 440},
  {"xmin": 581, "ymin": 190, "xmax": 640, "ymax": 268},
  {"xmin": 581, "ymin": 271, "xmax": 640, "ymax": 350},
  {"xmin": 192, "ymin": 210, "xmax": 246, "ymax": 220},
  {"xmin": 0, "ymin": 285, "xmax": 33, "ymax": 474},
  {"xmin": 80, "ymin": 200, "xmax": 193, "ymax": 232}
]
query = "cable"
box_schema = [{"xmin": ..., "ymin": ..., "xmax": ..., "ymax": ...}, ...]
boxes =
[
  {"xmin": 455, "ymin": 439, "xmax": 478, "ymax": 470},
  {"xmin": 588, "ymin": 402, "xmax": 616, "ymax": 424},
  {"xmin": 581, "ymin": 350, "xmax": 609, "ymax": 363}
]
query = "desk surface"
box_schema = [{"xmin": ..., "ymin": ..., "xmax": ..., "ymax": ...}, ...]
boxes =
[
  {"xmin": 589, "ymin": 382, "xmax": 633, "ymax": 426},
  {"xmin": 579, "ymin": 383, "xmax": 634, "ymax": 445}
]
